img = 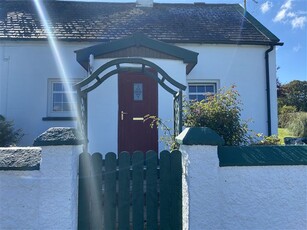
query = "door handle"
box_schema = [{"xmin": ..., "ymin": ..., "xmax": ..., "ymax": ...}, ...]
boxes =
[{"xmin": 121, "ymin": 111, "xmax": 128, "ymax": 120}]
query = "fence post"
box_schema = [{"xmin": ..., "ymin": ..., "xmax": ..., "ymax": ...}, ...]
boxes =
[
  {"xmin": 176, "ymin": 127, "xmax": 224, "ymax": 230},
  {"xmin": 33, "ymin": 127, "xmax": 84, "ymax": 230}
]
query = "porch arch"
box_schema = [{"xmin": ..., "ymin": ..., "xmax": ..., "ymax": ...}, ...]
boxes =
[{"xmin": 75, "ymin": 57, "xmax": 185, "ymax": 151}]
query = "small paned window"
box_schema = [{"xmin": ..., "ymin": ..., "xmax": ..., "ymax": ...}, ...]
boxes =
[
  {"xmin": 188, "ymin": 83, "xmax": 217, "ymax": 101},
  {"xmin": 48, "ymin": 79, "xmax": 79, "ymax": 117}
]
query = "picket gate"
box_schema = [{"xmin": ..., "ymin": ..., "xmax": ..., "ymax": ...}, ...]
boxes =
[{"xmin": 78, "ymin": 150, "xmax": 182, "ymax": 230}]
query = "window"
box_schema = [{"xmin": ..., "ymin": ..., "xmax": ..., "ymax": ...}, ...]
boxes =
[
  {"xmin": 188, "ymin": 83, "xmax": 217, "ymax": 101},
  {"xmin": 47, "ymin": 79, "xmax": 79, "ymax": 117}
]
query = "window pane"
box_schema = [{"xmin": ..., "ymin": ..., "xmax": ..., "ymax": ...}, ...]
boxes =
[
  {"xmin": 63, "ymin": 94, "xmax": 69, "ymax": 103},
  {"xmin": 189, "ymin": 86, "xmax": 196, "ymax": 93},
  {"xmin": 134, "ymin": 83, "xmax": 143, "ymax": 101},
  {"xmin": 188, "ymin": 83, "xmax": 217, "ymax": 102},
  {"xmin": 53, "ymin": 93, "xmax": 62, "ymax": 103},
  {"xmin": 53, "ymin": 83, "xmax": 63, "ymax": 91},
  {"xmin": 197, "ymin": 85, "xmax": 205, "ymax": 93},
  {"xmin": 205, "ymin": 85, "xmax": 214, "ymax": 92},
  {"xmin": 63, "ymin": 103, "xmax": 72, "ymax": 111},
  {"xmin": 53, "ymin": 103, "xmax": 62, "ymax": 111},
  {"xmin": 197, "ymin": 95, "xmax": 205, "ymax": 101}
]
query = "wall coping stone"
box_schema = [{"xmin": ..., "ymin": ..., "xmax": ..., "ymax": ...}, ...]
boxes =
[
  {"xmin": 33, "ymin": 127, "xmax": 85, "ymax": 146},
  {"xmin": 0, "ymin": 147, "xmax": 41, "ymax": 170},
  {"xmin": 218, "ymin": 145, "xmax": 307, "ymax": 166},
  {"xmin": 176, "ymin": 127, "xmax": 225, "ymax": 146}
]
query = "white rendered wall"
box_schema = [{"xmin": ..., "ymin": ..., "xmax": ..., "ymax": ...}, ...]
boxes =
[
  {"xmin": 0, "ymin": 145, "xmax": 81, "ymax": 230},
  {"xmin": 0, "ymin": 41, "xmax": 88, "ymax": 145},
  {"xmin": 180, "ymin": 44, "xmax": 278, "ymax": 136},
  {"xmin": 0, "ymin": 41, "xmax": 278, "ymax": 149},
  {"xmin": 180, "ymin": 144, "xmax": 307, "ymax": 230}
]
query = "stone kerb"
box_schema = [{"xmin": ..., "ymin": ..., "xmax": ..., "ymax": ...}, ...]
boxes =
[{"xmin": 176, "ymin": 127, "xmax": 224, "ymax": 230}]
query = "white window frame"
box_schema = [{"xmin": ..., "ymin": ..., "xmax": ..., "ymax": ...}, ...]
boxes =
[
  {"xmin": 47, "ymin": 78, "xmax": 80, "ymax": 117},
  {"xmin": 187, "ymin": 80, "xmax": 219, "ymax": 101}
]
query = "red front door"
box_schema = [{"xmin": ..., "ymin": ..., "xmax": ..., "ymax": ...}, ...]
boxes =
[{"xmin": 118, "ymin": 71, "xmax": 158, "ymax": 153}]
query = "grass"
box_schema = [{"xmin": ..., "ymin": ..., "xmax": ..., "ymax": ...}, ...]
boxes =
[{"xmin": 278, "ymin": 128, "xmax": 296, "ymax": 144}]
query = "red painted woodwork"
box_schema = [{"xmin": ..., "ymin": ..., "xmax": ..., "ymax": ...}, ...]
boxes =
[{"xmin": 118, "ymin": 71, "xmax": 158, "ymax": 153}]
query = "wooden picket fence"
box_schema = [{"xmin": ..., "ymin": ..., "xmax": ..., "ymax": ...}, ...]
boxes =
[{"xmin": 78, "ymin": 150, "xmax": 182, "ymax": 230}]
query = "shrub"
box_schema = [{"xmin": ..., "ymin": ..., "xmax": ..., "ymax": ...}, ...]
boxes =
[
  {"xmin": 0, "ymin": 115, "xmax": 24, "ymax": 147},
  {"xmin": 278, "ymin": 105, "xmax": 297, "ymax": 128},
  {"xmin": 287, "ymin": 112, "xmax": 307, "ymax": 137},
  {"xmin": 183, "ymin": 86, "xmax": 252, "ymax": 146},
  {"xmin": 254, "ymin": 134, "xmax": 281, "ymax": 145}
]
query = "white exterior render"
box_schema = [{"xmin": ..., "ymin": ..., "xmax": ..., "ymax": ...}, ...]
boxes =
[
  {"xmin": 0, "ymin": 1, "xmax": 281, "ymax": 152},
  {"xmin": 0, "ymin": 40, "xmax": 278, "ymax": 152}
]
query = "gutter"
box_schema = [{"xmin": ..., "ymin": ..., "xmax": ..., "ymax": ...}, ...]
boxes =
[{"xmin": 265, "ymin": 42, "xmax": 283, "ymax": 136}]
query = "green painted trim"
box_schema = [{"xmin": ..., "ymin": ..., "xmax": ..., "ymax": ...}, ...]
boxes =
[
  {"xmin": 176, "ymin": 127, "xmax": 225, "ymax": 146},
  {"xmin": 75, "ymin": 33, "xmax": 198, "ymax": 74},
  {"xmin": 218, "ymin": 146, "xmax": 307, "ymax": 167},
  {"xmin": 42, "ymin": 117, "xmax": 77, "ymax": 121},
  {"xmin": 75, "ymin": 58, "xmax": 186, "ymax": 95}
]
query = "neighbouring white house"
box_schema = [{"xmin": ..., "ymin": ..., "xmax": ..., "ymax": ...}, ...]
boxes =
[{"xmin": 0, "ymin": 0, "xmax": 283, "ymax": 153}]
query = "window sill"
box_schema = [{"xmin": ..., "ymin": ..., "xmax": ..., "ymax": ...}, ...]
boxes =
[{"xmin": 42, "ymin": 117, "xmax": 77, "ymax": 121}]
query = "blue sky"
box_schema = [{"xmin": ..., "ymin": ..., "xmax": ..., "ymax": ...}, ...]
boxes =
[{"xmin": 71, "ymin": 0, "xmax": 307, "ymax": 83}]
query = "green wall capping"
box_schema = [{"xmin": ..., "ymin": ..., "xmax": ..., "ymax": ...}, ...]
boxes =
[
  {"xmin": 218, "ymin": 146, "xmax": 307, "ymax": 166},
  {"xmin": 33, "ymin": 127, "xmax": 85, "ymax": 146},
  {"xmin": 176, "ymin": 127, "xmax": 225, "ymax": 146}
]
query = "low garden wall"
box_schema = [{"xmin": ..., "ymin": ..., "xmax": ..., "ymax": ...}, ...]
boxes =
[
  {"xmin": 1, "ymin": 127, "xmax": 306, "ymax": 230},
  {"xmin": 0, "ymin": 128, "xmax": 82, "ymax": 230},
  {"xmin": 177, "ymin": 127, "xmax": 307, "ymax": 230}
]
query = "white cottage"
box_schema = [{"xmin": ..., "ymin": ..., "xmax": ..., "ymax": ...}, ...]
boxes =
[{"xmin": 0, "ymin": 0, "xmax": 282, "ymax": 152}]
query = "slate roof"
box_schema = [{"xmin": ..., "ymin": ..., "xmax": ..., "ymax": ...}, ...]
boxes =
[{"xmin": 0, "ymin": 1, "xmax": 280, "ymax": 45}]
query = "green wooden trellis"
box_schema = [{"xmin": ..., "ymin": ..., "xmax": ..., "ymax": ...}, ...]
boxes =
[{"xmin": 75, "ymin": 57, "xmax": 186, "ymax": 151}]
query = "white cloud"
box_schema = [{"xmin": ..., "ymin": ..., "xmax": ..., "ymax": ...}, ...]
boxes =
[
  {"xmin": 273, "ymin": 0, "xmax": 306, "ymax": 29},
  {"xmin": 273, "ymin": 0, "xmax": 292, "ymax": 22},
  {"xmin": 260, "ymin": 1, "xmax": 273, "ymax": 14},
  {"xmin": 287, "ymin": 12, "xmax": 296, "ymax": 18},
  {"xmin": 293, "ymin": 44, "xmax": 301, "ymax": 52},
  {"xmin": 291, "ymin": 16, "xmax": 307, "ymax": 29}
]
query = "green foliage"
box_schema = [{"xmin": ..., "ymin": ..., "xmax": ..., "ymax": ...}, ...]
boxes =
[
  {"xmin": 287, "ymin": 112, "xmax": 307, "ymax": 137},
  {"xmin": 0, "ymin": 115, "xmax": 24, "ymax": 147},
  {"xmin": 278, "ymin": 105, "xmax": 297, "ymax": 128},
  {"xmin": 278, "ymin": 80, "xmax": 307, "ymax": 112},
  {"xmin": 143, "ymin": 115, "xmax": 178, "ymax": 151},
  {"xmin": 254, "ymin": 134, "xmax": 281, "ymax": 145},
  {"xmin": 183, "ymin": 86, "xmax": 252, "ymax": 146}
]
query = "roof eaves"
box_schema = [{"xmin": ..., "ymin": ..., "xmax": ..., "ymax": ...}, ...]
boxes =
[
  {"xmin": 75, "ymin": 33, "xmax": 199, "ymax": 74},
  {"xmin": 234, "ymin": 4, "xmax": 281, "ymax": 44}
]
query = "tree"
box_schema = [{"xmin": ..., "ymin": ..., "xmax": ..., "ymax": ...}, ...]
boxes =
[
  {"xmin": 0, "ymin": 115, "xmax": 24, "ymax": 147},
  {"xmin": 278, "ymin": 80, "xmax": 307, "ymax": 112}
]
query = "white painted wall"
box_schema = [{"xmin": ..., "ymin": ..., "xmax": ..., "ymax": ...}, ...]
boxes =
[
  {"xmin": 0, "ymin": 41, "xmax": 90, "ymax": 145},
  {"xmin": 0, "ymin": 40, "xmax": 277, "ymax": 150},
  {"xmin": 180, "ymin": 144, "xmax": 307, "ymax": 230},
  {"xmin": 180, "ymin": 44, "xmax": 278, "ymax": 136},
  {"xmin": 0, "ymin": 145, "xmax": 81, "ymax": 230}
]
